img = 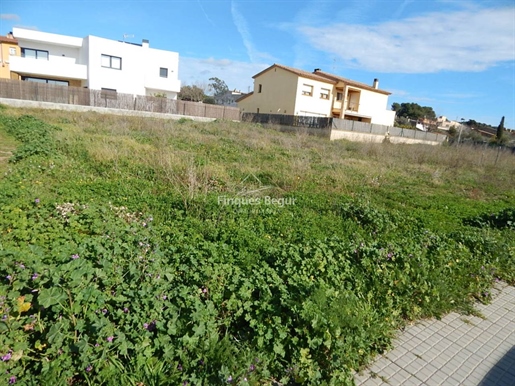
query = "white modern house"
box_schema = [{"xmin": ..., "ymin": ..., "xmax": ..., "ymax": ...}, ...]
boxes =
[{"xmin": 8, "ymin": 27, "xmax": 181, "ymax": 99}]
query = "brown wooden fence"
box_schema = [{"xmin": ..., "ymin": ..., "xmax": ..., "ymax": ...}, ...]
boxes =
[{"xmin": 0, "ymin": 79, "xmax": 240, "ymax": 120}]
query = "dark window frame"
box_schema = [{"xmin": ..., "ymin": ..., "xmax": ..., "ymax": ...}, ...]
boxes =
[
  {"xmin": 22, "ymin": 76, "xmax": 68, "ymax": 86},
  {"xmin": 301, "ymin": 84, "xmax": 313, "ymax": 97},
  {"xmin": 101, "ymin": 54, "xmax": 122, "ymax": 70},
  {"xmin": 159, "ymin": 67, "xmax": 168, "ymax": 78},
  {"xmin": 21, "ymin": 47, "xmax": 49, "ymax": 60},
  {"xmin": 320, "ymin": 88, "xmax": 330, "ymax": 100}
]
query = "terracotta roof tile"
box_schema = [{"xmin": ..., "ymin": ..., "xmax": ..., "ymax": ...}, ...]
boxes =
[
  {"xmin": 0, "ymin": 35, "xmax": 18, "ymax": 44},
  {"xmin": 251, "ymin": 63, "xmax": 391, "ymax": 95},
  {"xmin": 313, "ymin": 70, "xmax": 391, "ymax": 95},
  {"xmin": 253, "ymin": 63, "xmax": 337, "ymax": 84}
]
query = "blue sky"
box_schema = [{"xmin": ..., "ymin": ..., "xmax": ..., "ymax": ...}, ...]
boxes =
[{"xmin": 1, "ymin": 0, "xmax": 514, "ymax": 128}]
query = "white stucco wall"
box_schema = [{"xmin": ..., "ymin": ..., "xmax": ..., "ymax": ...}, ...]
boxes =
[
  {"xmin": 11, "ymin": 28, "xmax": 180, "ymax": 99},
  {"xmin": 11, "ymin": 27, "xmax": 86, "ymax": 81},
  {"xmin": 86, "ymin": 36, "xmax": 180, "ymax": 98},
  {"xmin": 294, "ymin": 77, "xmax": 333, "ymax": 116},
  {"xmin": 354, "ymin": 88, "xmax": 395, "ymax": 126}
]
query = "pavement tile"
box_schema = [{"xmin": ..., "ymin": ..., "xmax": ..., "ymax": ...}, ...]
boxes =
[
  {"xmin": 440, "ymin": 313, "xmax": 459, "ymax": 324},
  {"xmin": 403, "ymin": 357, "xmax": 428, "ymax": 376},
  {"xmin": 428, "ymin": 355, "xmax": 448, "ymax": 372},
  {"xmin": 394, "ymin": 353, "xmax": 415, "ymax": 369},
  {"xmin": 354, "ymin": 285, "xmax": 515, "ymax": 386},
  {"xmin": 375, "ymin": 361, "xmax": 402, "ymax": 379},
  {"xmin": 497, "ymin": 371, "xmax": 515, "ymax": 386},
  {"xmin": 411, "ymin": 341, "xmax": 434, "ymax": 357},
  {"xmin": 353, "ymin": 372, "xmax": 371, "ymax": 386},
  {"xmin": 463, "ymin": 370, "xmax": 486, "ymax": 385},
  {"xmin": 387, "ymin": 368, "xmax": 413, "ymax": 385},
  {"xmin": 443, "ymin": 375, "xmax": 467, "ymax": 386},
  {"xmin": 367, "ymin": 357, "xmax": 391, "ymax": 373},
  {"xmin": 426, "ymin": 369, "xmax": 450, "ymax": 385},
  {"xmin": 401, "ymin": 375, "xmax": 424, "ymax": 385},
  {"xmin": 451, "ymin": 363, "xmax": 473, "ymax": 382},
  {"xmin": 415, "ymin": 363, "xmax": 439, "ymax": 382},
  {"xmin": 359, "ymin": 374, "xmax": 384, "ymax": 386},
  {"xmin": 460, "ymin": 352, "xmax": 484, "ymax": 373},
  {"xmin": 477, "ymin": 368, "xmax": 505, "ymax": 386},
  {"xmin": 385, "ymin": 345, "xmax": 410, "ymax": 362}
]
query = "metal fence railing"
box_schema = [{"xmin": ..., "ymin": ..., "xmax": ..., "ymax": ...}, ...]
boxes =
[
  {"xmin": 333, "ymin": 118, "xmax": 446, "ymax": 142},
  {"xmin": 241, "ymin": 113, "xmax": 332, "ymax": 129},
  {"xmin": 241, "ymin": 112, "xmax": 446, "ymax": 143},
  {"xmin": 0, "ymin": 79, "xmax": 240, "ymax": 121}
]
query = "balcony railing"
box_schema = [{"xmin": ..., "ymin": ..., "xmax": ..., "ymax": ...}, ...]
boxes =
[{"xmin": 346, "ymin": 102, "xmax": 360, "ymax": 112}]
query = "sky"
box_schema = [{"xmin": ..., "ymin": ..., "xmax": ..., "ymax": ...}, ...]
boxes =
[{"xmin": 1, "ymin": 0, "xmax": 514, "ymax": 128}]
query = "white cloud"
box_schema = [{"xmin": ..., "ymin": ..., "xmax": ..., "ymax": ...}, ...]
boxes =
[
  {"xmin": 298, "ymin": 6, "xmax": 515, "ymax": 73},
  {"xmin": 230, "ymin": 0, "xmax": 275, "ymax": 63},
  {"xmin": 197, "ymin": 0, "xmax": 216, "ymax": 28},
  {"xmin": 179, "ymin": 56, "xmax": 268, "ymax": 93},
  {"xmin": 0, "ymin": 14, "xmax": 20, "ymax": 21}
]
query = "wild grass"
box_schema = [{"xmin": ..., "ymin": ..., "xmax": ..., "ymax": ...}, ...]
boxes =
[{"xmin": 0, "ymin": 105, "xmax": 514, "ymax": 385}]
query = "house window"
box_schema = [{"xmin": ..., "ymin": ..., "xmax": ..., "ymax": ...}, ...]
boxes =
[
  {"xmin": 21, "ymin": 48, "xmax": 48, "ymax": 60},
  {"xmin": 22, "ymin": 76, "xmax": 68, "ymax": 86},
  {"xmin": 258, "ymin": 84, "xmax": 262, "ymax": 93},
  {"xmin": 336, "ymin": 92, "xmax": 343, "ymax": 101},
  {"xmin": 301, "ymin": 84, "xmax": 313, "ymax": 96},
  {"xmin": 320, "ymin": 88, "xmax": 330, "ymax": 99},
  {"xmin": 101, "ymin": 54, "xmax": 122, "ymax": 70},
  {"xmin": 160, "ymin": 67, "xmax": 168, "ymax": 78},
  {"xmin": 9, "ymin": 47, "xmax": 16, "ymax": 55}
]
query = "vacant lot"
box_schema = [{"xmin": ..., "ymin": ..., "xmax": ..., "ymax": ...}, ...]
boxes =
[{"xmin": 0, "ymin": 105, "xmax": 514, "ymax": 385}]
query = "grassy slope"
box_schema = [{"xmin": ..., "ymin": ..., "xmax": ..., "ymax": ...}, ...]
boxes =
[
  {"xmin": 0, "ymin": 106, "xmax": 514, "ymax": 385},
  {"xmin": 21, "ymin": 107, "xmax": 514, "ymax": 227}
]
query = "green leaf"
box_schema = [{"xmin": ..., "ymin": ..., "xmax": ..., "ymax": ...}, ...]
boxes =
[
  {"xmin": 39, "ymin": 287, "xmax": 67, "ymax": 308},
  {"xmin": 273, "ymin": 342, "xmax": 285, "ymax": 357}
]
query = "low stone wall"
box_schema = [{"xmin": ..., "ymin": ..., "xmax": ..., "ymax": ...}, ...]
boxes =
[
  {"xmin": 0, "ymin": 98, "xmax": 217, "ymax": 122},
  {"xmin": 330, "ymin": 130, "xmax": 442, "ymax": 146}
]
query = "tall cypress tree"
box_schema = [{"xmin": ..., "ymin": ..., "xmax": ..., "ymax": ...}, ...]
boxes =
[{"xmin": 496, "ymin": 116, "xmax": 505, "ymax": 144}]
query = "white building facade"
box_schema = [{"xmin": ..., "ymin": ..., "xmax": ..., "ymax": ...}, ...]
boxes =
[
  {"xmin": 9, "ymin": 27, "xmax": 181, "ymax": 99},
  {"xmin": 238, "ymin": 64, "xmax": 396, "ymax": 127}
]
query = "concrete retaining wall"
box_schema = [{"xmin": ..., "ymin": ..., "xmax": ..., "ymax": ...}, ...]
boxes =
[
  {"xmin": 330, "ymin": 130, "xmax": 441, "ymax": 146},
  {"xmin": 0, "ymin": 98, "xmax": 217, "ymax": 122}
]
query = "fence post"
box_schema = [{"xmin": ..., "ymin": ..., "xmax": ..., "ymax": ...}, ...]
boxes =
[{"xmin": 495, "ymin": 146, "xmax": 501, "ymax": 165}]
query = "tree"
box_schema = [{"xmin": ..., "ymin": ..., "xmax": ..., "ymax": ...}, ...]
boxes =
[
  {"xmin": 208, "ymin": 77, "xmax": 229, "ymax": 96},
  {"xmin": 496, "ymin": 116, "xmax": 505, "ymax": 144},
  {"xmin": 178, "ymin": 85, "xmax": 205, "ymax": 102},
  {"xmin": 208, "ymin": 77, "xmax": 229, "ymax": 104},
  {"xmin": 391, "ymin": 102, "xmax": 436, "ymax": 120}
]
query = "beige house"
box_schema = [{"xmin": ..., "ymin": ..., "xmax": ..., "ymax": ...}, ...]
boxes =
[{"xmin": 238, "ymin": 64, "xmax": 395, "ymax": 126}]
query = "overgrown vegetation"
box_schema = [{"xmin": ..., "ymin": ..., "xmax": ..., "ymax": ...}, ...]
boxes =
[{"xmin": 0, "ymin": 106, "xmax": 514, "ymax": 385}]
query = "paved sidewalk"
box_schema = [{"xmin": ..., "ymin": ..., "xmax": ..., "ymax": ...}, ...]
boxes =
[{"xmin": 354, "ymin": 284, "xmax": 515, "ymax": 386}]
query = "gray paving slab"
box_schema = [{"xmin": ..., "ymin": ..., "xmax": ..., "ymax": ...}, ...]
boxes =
[{"xmin": 354, "ymin": 283, "xmax": 515, "ymax": 386}]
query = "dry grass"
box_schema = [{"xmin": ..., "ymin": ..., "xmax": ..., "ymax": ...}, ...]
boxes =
[{"xmin": 3, "ymin": 106, "xmax": 515, "ymax": 204}]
